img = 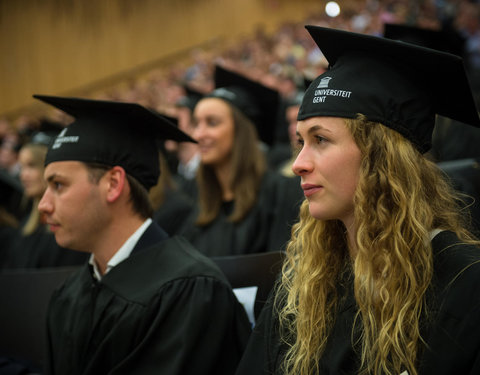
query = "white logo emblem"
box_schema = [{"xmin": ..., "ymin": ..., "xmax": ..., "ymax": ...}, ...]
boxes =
[
  {"xmin": 212, "ymin": 88, "xmax": 237, "ymax": 102},
  {"xmin": 312, "ymin": 76, "xmax": 352, "ymax": 104},
  {"xmin": 317, "ymin": 76, "xmax": 332, "ymax": 88},
  {"xmin": 52, "ymin": 127, "xmax": 79, "ymax": 150}
]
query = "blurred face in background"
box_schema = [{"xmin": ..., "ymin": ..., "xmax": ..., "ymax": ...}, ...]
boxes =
[
  {"xmin": 192, "ymin": 97, "xmax": 235, "ymax": 168},
  {"xmin": 286, "ymin": 104, "xmax": 301, "ymax": 149},
  {"xmin": 19, "ymin": 144, "xmax": 48, "ymax": 199},
  {"xmin": 0, "ymin": 133, "xmax": 20, "ymax": 172}
]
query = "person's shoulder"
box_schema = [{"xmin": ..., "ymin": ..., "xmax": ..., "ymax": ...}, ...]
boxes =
[
  {"xmin": 103, "ymin": 235, "xmax": 231, "ymax": 301},
  {"xmin": 431, "ymin": 230, "xmax": 480, "ymax": 317},
  {"xmin": 159, "ymin": 235, "xmax": 228, "ymax": 279},
  {"xmin": 49, "ymin": 263, "xmax": 91, "ymax": 300},
  {"xmin": 432, "ymin": 230, "xmax": 480, "ymax": 275}
]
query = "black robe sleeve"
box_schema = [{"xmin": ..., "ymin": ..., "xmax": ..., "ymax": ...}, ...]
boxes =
[{"xmin": 235, "ymin": 292, "xmax": 284, "ymax": 375}]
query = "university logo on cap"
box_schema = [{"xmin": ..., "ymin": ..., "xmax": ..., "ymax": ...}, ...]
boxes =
[
  {"xmin": 51, "ymin": 128, "xmax": 79, "ymax": 150},
  {"xmin": 317, "ymin": 77, "xmax": 332, "ymax": 88},
  {"xmin": 309, "ymin": 75, "xmax": 353, "ymax": 104}
]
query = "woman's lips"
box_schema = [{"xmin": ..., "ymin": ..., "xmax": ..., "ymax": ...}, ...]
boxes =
[{"xmin": 301, "ymin": 183, "xmax": 323, "ymax": 197}]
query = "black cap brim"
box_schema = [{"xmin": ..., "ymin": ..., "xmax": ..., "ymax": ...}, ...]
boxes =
[
  {"xmin": 213, "ymin": 65, "xmax": 280, "ymax": 146},
  {"xmin": 33, "ymin": 95, "xmax": 196, "ymax": 143}
]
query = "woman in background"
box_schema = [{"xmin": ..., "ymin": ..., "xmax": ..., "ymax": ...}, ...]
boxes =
[
  {"xmin": 179, "ymin": 65, "xmax": 303, "ymax": 256},
  {"xmin": 4, "ymin": 123, "xmax": 87, "ymax": 268}
]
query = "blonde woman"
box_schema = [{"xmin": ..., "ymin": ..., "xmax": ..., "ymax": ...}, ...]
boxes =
[
  {"xmin": 6, "ymin": 125, "xmax": 87, "ymax": 268},
  {"xmin": 236, "ymin": 26, "xmax": 480, "ymax": 375}
]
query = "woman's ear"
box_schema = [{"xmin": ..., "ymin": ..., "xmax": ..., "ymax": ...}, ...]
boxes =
[{"xmin": 105, "ymin": 166, "xmax": 126, "ymax": 203}]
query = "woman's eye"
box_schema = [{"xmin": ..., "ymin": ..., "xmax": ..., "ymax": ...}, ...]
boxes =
[{"xmin": 207, "ymin": 118, "xmax": 219, "ymax": 126}]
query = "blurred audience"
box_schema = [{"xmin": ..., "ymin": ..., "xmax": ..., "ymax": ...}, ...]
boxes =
[{"xmin": 1, "ymin": 0, "xmax": 480, "ymax": 261}]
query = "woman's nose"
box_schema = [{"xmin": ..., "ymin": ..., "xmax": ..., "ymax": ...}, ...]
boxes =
[
  {"xmin": 192, "ymin": 123, "xmax": 205, "ymax": 140},
  {"xmin": 292, "ymin": 147, "xmax": 313, "ymax": 176}
]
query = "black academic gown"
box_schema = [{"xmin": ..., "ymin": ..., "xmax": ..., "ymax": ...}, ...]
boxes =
[
  {"xmin": 3, "ymin": 225, "xmax": 87, "ymax": 269},
  {"xmin": 0, "ymin": 225, "xmax": 19, "ymax": 268},
  {"xmin": 235, "ymin": 230, "xmax": 480, "ymax": 375},
  {"xmin": 152, "ymin": 188, "xmax": 195, "ymax": 236},
  {"xmin": 46, "ymin": 222, "xmax": 251, "ymax": 375},
  {"xmin": 179, "ymin": 172, "xmax": 303, "ymax": 256}
]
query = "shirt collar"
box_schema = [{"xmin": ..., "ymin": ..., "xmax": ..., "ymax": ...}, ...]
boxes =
[
  {"xmin": 429, "ymin": 228, "xmax": 443, "ymax": 241},
  {"xmin": 178, "ymin": 152, "xmax": 200, "ymax": 180},
  {"xmin": 89, "ymin": 218, "xmax": 152, "ymax": 280}
]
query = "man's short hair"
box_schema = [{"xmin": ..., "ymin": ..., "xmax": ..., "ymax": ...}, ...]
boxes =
[{"xmin": 84, "ymin": 162, "xmax": 154, "ymax": 219}]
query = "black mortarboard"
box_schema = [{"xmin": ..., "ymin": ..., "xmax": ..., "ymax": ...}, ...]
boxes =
[
  {"xmin": 298, "ymin": 26, "xmax": 480, "ymax": 153},
  {"xmin": 208, "ymin": 65, "xmax": 280, "ymax": 146},
  {"xmin": 33, "ymin": 95, "xmax": 196, "ymax": 190},
  {"xmin": 176, "ymin": 85, "xmax": 204, "ymax": 113},
  {"xmin": 30, "ymin": 119, "xmax": 65, "ymax": 146},
  {"xmin": 383, "ymin": 23, "xmax": 465, "ymax": 58}
]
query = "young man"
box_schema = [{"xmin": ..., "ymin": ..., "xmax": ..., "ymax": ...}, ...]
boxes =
[{"xmin": 34, "ymin": 95, "xmax": 251, "ymax": 375}]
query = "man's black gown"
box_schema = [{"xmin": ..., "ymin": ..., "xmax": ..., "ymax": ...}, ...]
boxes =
[
  {"xmin": 235, "ymin": 231, "xmax": 480, "ymax": 374},
  {"xmin": 46, "ymin": 222, "xmax": 251, "ymax": 375}
]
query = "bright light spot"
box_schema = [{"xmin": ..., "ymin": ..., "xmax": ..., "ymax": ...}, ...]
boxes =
[{"xmin": 325, "ymin": 1, "xmax": 341, "ymax": 18}]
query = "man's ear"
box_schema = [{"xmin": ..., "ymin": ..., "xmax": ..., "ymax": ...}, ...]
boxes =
[{"xmin": 105, "ymin": 166, "xmax": 127, "ymax": 203}]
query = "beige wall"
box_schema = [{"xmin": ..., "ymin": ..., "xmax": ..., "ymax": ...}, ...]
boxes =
[{"xmin": 0, "ymin": 0, "xmax": 324, "ymax": 119}]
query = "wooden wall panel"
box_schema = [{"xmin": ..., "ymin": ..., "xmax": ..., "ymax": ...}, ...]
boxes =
[{"xmin": 0, "ymin": 0, "xmax": 323, "ymax": 118}]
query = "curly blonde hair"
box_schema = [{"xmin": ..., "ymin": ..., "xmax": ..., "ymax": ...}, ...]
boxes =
[{"xmin": 277, "ymin": 114, "xmax": 478, "ymax": 375}]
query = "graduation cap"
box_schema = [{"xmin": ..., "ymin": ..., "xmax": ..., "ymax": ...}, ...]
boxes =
[
  {"xmin": 208, "ymin": 65, "xmax": 280, "ymax": 146},
  {"xmin": 383, "ymin": 23, "xmax": 465, "ymax": 58},
  {"xmin": 29, "ymin": 119, "xmax": 65, "ymax": 147},
  {"xmin": 175, "ymin": 85, "xmax": 204, "ymax": 113},
  {"xmin": 297, "ymin": 25, "xmax": 480, "ymax": 153},
  {"xmin": 33, "ymin": 95, "xmax": 196, "ymax": 190}
]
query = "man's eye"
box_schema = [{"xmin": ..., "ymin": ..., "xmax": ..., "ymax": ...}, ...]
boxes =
[{"xmin": 315, "ymin": 135, "xmax": 327, "ymax": 143}]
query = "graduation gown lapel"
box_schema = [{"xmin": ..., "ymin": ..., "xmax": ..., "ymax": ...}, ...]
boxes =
[{"xmin": 81, "ymin": 223, "xmax": 169, "ymax": 361}]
